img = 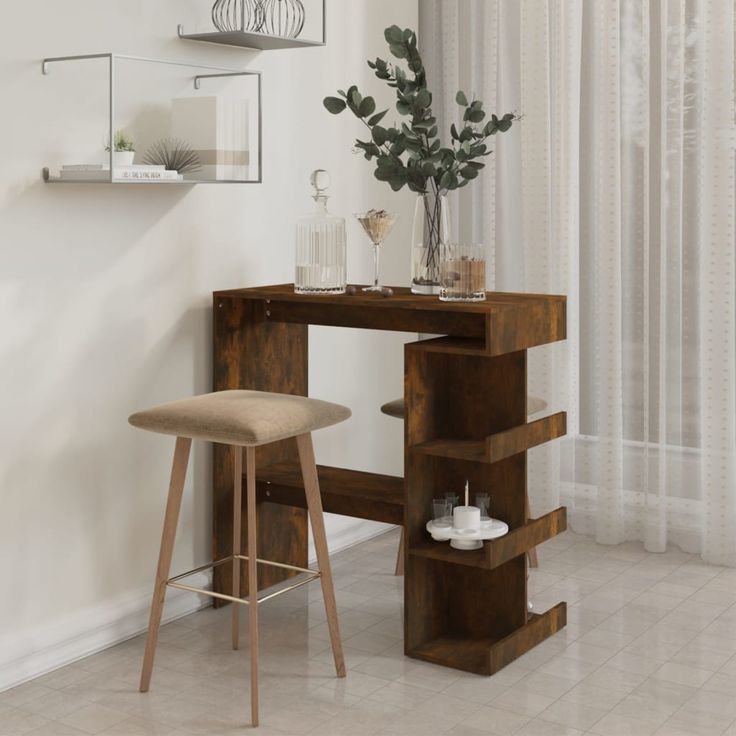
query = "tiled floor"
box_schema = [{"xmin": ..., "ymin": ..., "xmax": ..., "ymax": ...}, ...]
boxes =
[{"xmin": 3, "ymin": 528, "xmax": 736, "ymax": 735}]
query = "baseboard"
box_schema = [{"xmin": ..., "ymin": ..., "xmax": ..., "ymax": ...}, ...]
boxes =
[
  {"xmin": 0, "ymin": 520, "xmax": 397, "ymax": 694},
  {"xmin": 0, "ymin": 572, "xmax": 211, "ymax": 694},
  {"xmin": 313, "ymin": 517, "xmax": 395, "ymax": 562}
]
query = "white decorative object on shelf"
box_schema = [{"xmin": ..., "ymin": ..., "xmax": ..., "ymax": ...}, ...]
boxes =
[
  {"xmin": 58, "ymin": 164, "xmax": 182, "ymax": 182},
  {"xmin": 426, "ymin": 518, "xmax": 509, "ymax": 550},
  {"xmin": 172, "ymin": 96, "xmax": 249, "ymax": 181}
]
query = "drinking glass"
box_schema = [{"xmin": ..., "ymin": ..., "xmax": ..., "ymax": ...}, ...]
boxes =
[
  {"xmin": 355, "ymin": 210, "xmax": 398, "ymax": 293},
  {"xmin": 445, "ymin": 493, "xmax": 459, "ymax": 510},
  {"xmin": 432, "ymin": 499, "xmax": 452, "ymax": 527},
  {"xmin": 475, "ymin": 493, "xmax": 491, "ymax": 520},
  {"xmin": 439, "ymin": 243, "xmax": 486, "ymax": 302}
]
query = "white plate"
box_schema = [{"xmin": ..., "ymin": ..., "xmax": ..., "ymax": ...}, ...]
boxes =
[{"xmin": 426, "ymin": 518, "xmax": 509, "ymax": 544}]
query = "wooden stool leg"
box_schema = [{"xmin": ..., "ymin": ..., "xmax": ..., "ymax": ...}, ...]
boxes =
[
  {"xmin": 395, "ymin": 527, "xmax": 405, "ymax": 576},
  {"xmin": 140, "ymin": 436, "xmax": 192, "ymax": 693},
  {"xmin": 296, "ymin": 433, "xmax": 346, "ymax": 678},
  {"xmin": 246, "ymin": 446, "xmax": 259, "ymax": 727},
  {"xmin": 232, "ymin": 445, "xmax": 243, "ymax": 650}
]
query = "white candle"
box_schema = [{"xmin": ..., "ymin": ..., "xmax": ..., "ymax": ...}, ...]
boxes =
[{"xmin": 453, "ymin": 505, "xmax": 481, "ymax": 531}]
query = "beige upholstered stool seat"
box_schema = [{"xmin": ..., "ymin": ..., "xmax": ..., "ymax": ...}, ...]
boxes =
[
  {"xmin": 380, "ymin": 395, "xmax": 548, "ymax": 420},
  {"xmin": 129, "ymin": 390, "xmax": 351, "ymax": 446}
]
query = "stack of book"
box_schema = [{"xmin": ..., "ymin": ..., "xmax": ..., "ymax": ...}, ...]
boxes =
[{"xmin": 59, "ymin": 164, "xmax": 184, "ymax": 181}]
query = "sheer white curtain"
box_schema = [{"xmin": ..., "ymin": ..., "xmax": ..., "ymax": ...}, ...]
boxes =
[{"xmin": 419, "ymin": 0, "xmax": 736, "ymax": 565}]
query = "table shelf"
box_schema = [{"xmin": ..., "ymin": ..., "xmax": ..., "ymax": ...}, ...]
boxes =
[
  {"xmin": 409, "ymin": 507, "xmax": 567, "ymax": 570},
  {"xmin": 411, "ymin": 412, "xmax": 567, "ymax": 464},
  {"xmin": 408, "ymin": 604, "xmax": 567, "ymax": 676}
]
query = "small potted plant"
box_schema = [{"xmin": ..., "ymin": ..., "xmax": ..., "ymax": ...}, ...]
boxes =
[{"xmin": 105, "ymin": 129, "xmax": 136, "ymax": 167}]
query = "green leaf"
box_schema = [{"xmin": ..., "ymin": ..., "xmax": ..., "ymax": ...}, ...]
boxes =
[
  {"xmin": 467, "ymin": 109, "xmax": 485, "ymax": 123},
  {"xmin": 368, "ymin": 109, "xmax": 389, "ymax": 126},
  {"xmin": 390, "ymin": 139, "xmax": 406, "ymax": 156},
  {"xmin": 461, "ymin": 165, "xmax": 479, "ymax": 179},
  {"xmin": 323, "ymin": 96, "xmax": 347, "ymax": 114},
  {"xmin": 350, "ymin": 89, "xmax": 362, "ymax": 109},
  {"xmin": 359, "ymin": 96, "xmax": 376, "ymax": 117},
  {"xmin": 439, "ymin": 171, "xmax": 452, "ymax": 190},
  {"xmin": 389, "ymin": 43, "xmax": 407, "ymax": 59},
  {"xmin": 450, "ymin": 123, "xmax": 459, "ymax": 140},
  {"xmin": 385, "ymin": 25, "xmax": 404, "ymax": 44},
  {"xmin": 415, "ymin": 89, "xmax": 431, "ymax": 108},
  {"xmin": 372, "ymin": 125, "xmax": 389, "ymax": 146},
  {"xmin": 374, "ymin": 167, "xmax": 393, "ymax": 182},
  {"xmin": 396, "ymin": 100, "xmax": 411, "ymax": 116},
  {"xmin": 484, "ymin": 120, "xmax": 498, "ymax": 136},
  {"xmin": 456, "ymin": 90, "xmax": 468, "ymax": 106}
]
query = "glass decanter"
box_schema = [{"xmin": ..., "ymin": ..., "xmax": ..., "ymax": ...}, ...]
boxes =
[{"xmin": 294, "ymin": 170, "xmax": 347, "ymax": 295}]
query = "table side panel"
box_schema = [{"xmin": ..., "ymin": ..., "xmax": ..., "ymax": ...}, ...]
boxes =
[{"xmin": 213, "ymin": 296, "xmax": 309, "ymax": 599}]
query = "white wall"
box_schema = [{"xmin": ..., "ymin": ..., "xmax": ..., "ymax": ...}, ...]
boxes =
[{"xmin": 0, "ymin": 0, "xmax": 417, "ymax": 690}]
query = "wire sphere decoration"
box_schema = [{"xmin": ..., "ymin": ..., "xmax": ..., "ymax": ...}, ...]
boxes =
[
  {"xmin": 259, "ymin": 0, "xmax": 305, "ymax": 38},
  {"xmin": 143, "ymin": 139, "xmax": 202, "ymax": 174},
  {"xmin": 211, "ymin": 0, "xmax": 263, "ymax": 33}
]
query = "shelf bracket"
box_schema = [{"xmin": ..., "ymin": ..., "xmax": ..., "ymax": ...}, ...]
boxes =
[{"xmin": 193, "ymin": 70, "xmax": 258, "ymax": 90}]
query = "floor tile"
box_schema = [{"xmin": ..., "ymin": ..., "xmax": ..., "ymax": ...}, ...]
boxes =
[
  {"xmin": 651, "ymin": 661, "xmax": 713, "ymax": 688},
  {"xmin": 457, "ymin": 704, "xmax": 530, "ymax": 735},
  {"xmin": 58, "ymin": 704, "xmax": 129, "ymax": 734},
  {"xmin": 537, "ymin": 699, "xmax": 607, "ymax": 731}
]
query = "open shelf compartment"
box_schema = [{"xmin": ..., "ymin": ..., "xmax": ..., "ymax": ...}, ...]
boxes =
[
  {"xmin": 410, "ymin": 506, "xmax": 567, "ymax": 570},
  {"xmin": 408, "ymin": 603, "xmax": 567, "ymax": 676},
  {"xmin": 41, "ymin": 54, "xmax": 261, "ymax": 184},
  {"xmin": 412, "ymin": 411, "xmax": 567, "ymax": 464}
]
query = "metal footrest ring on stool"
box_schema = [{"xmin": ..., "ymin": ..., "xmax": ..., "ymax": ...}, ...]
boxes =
[{"xmin": 166, "ymin": 555, "xmax": 322, "ymax": 606}]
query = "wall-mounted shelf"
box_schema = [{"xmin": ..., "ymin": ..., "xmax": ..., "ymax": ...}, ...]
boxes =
[
  {"xmin": 177, "ymin": 0, "xmax": 326, "ymax": 51},
  {"xmin": 41, "ymin": 53, "xmax": 262, "ymax": 185},
  {"xmin": 177, "ymin": 25, "xmax": 324, "ymax": 51}
]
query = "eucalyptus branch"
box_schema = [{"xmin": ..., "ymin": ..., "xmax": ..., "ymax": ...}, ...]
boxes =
[{"xmin": 324, "ymin": 25, "xmax": 517, "ymax": 196}]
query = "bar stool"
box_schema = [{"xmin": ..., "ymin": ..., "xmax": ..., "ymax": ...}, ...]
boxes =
[
  {"xmin": 129, "ymin": 389, "xmax": 350, "ymax": 727},
  {"xmin": 381, "ymin": 394, "xmax": 548, "ymax": 574}
]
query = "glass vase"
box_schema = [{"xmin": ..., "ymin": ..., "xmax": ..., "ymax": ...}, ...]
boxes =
[{"xmin": 411, "ymin": 193, "xmax": 450, "ymax": 295}]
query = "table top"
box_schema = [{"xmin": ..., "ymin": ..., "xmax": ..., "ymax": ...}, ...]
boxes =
[
  {"xmin": 214, "ymin": 284, "xmax": 566, "ymax": 355},
  {"xmin": 214, "ymin": 283, "xmax": 566, "ymax": 313}
]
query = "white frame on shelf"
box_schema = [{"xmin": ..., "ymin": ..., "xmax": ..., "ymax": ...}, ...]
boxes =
[{"xmin": 41, "ymin": 53, "xmax": 262, "ymax": 185}]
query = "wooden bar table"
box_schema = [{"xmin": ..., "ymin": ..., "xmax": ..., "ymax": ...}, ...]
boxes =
[{"xmin": 213, "ymin": 284, "xmax": 568, "ymax": 676}]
